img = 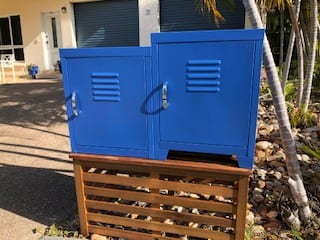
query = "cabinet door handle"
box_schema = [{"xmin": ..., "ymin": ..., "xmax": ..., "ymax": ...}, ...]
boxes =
[
  {"xmin": 71, "ymin": 92, "xmax": 79, "ymax": 117},
  {"xmin": 162, "ymin": 82, "xmax": 169, "ymax": 110}
]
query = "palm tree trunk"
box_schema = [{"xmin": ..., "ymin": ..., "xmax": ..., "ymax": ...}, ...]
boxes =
[
  {"xmin": 279, "ymin": 10, "xmax": 284, "ymax": 67},
  {"xmin": 242, "ymin": 0, "xmax": 311, "ymax": 222},
  {"xmin": 301, "ymin": 0, "xmax": 318, "ymax": 111},
  {"xmin": 281, "ymin": 29, "xmax": 295, "ymax": 91},
  {"xmin": 300, "ymin": 9, "xmax": 310, "ymax": 56},
  {"xmin": 256, "ymin": 0, "xmax": 267, "ymax": 27},
  {"xmin": 317, "ymin": 21, "xmax": 320, "ymax": 56},
  {"xmin": 287, "ymin": 4, "xmax": 304, "ymax": 105},
  {"xmin": 281, "ymin": 0, "xmax": 302, "ymax": 92}
]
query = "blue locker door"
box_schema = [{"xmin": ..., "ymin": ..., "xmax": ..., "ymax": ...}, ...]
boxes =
[
  {"xmin": 64, "ymin": 54, "xmax": 149, "ymax": 157},
  {"xmin": 156, "ymin": 41, "xmax": 256, "ymax": 156}
]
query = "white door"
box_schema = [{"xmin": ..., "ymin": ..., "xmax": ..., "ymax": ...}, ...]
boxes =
[{"xmin": 44, "ymin": 13, "xmax": 62, "ymax": 70}]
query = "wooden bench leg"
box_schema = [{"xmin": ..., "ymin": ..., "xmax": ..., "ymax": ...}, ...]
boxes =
[
  {"xmin": 235, "ymin": 175, "xmax": 250, "ymax": 240},
  {"xmin": 73, "ymin": 161, "xmax": 89, "ymax": 236}
]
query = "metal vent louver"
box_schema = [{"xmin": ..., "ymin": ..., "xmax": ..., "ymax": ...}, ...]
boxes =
[
  {"xmin": 91, "ymin": 72, "xmax": 120, "ymax": 102},
  {"xmin": 186, "ymin": 60, "xmax": 221, "ymax": 92}
]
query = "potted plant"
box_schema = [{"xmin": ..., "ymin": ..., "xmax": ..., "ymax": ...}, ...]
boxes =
[
  {"xmin": 27, "ymin": 64, "xmax": 39, "ymax": 79},
  {"xmin": 54, "ymin": 60, "xmax": 62, "ymax": 73}
]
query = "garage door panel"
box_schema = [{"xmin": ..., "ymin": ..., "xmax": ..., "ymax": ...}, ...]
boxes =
[{"xmin": 74, "ymin": 0, "xmax": 139, "ymax": 47}]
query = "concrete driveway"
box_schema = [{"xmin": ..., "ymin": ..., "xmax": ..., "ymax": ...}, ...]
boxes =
[{"xmin": 0, "ymin": 79, "xmax": 77, "ymax": 240}]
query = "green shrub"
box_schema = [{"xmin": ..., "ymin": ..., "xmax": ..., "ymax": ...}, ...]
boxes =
[
  {"xmin": 287, "ymin": 103, "xmax": 318, "ymax": 128},
  {"xmin": 301, "ymin": 144, "xmax": 320, "ymax": 160}
]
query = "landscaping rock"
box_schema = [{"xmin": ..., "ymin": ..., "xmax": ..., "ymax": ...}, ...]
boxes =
[
  {"xmin": 91, "ymin": 234, "xmax": 107, "ymax": 240},
  {"xmin": 248, "ymin": 100, "xmax": 320, "ymax": 239},
  {"xmin": 252, "ymin": 225, "xmax": 265, "ymax": 239},
  {"xmin": 256, "ymin": 141, "xmax": 273, "ymax": 150}
]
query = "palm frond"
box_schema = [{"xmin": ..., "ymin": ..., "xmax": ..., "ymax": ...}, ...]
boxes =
[
  {"xmin": 196, "ymin": 0, "xmax": 225, "ymax": 26},
  {"xmin": 266, "ymin": 0, "xmax": 293, "ymax": 11}
]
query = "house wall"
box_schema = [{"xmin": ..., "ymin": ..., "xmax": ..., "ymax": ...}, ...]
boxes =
[
  {"xmin": 139, "ymin": 0, "xmax": 159, "ymax": 46},
  {"xmin": 0, "ymin": 0, "xmax": 247, "ymax": 71},
  {"xmin": 0, "ymin": 0, "xmax": 158, "ymax": 71},
  {"xmin": 0, "ymin": 1, "xmax": 72, "ymax": 70}
]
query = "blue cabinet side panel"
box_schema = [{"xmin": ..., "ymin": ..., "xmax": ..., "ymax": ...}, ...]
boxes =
[{"xmin": 247, "ymin": 40, "xmax": 264, "ymax": 158}]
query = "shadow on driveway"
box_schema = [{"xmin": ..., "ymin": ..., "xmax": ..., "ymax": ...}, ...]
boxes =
[
  {"xmin": 0, "ymin": 80, "xmax": 67, "ymax": 127},
  {"xmin": 0, "ymin": 80, "xmax": 77, "ymax": 238},
  {"xmin": 0, "ymin": 163, "xmax": 77, "ymax": 226}
]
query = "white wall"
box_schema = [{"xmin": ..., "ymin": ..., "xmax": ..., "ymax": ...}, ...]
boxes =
[
  {"xmin": 0, "ymin": 0, "xmax": 78, "ymax": 71},
  {"xmin": 60, "ymin": 3, "xmax": 77, "ymax": 48},
  {"xmin": 138, "ymin": 0, "xmax": 160, "ymax": 46}
]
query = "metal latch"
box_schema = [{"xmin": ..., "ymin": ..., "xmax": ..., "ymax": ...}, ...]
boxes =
[{"xmin": 162, "ymin": 82, "xmax": 168, "ymax": 110}]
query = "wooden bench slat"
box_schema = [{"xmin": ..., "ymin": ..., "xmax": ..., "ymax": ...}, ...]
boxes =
[
  {"xmin": 83, "ymin": 172, "xmax": 236, "ymax": 198},
  {"xmin": 86, "ymin": 200, "xmax": 235, "ymax": 228},
  {"xmin": 79, "ymin": 160, "xmax": 240, "ymax": 182},
  {"xmin": 71, "ymin": 153, "xmax": 252, "ymax": 176},
  {"xmin": 88, "ymin": 213, "xmax": 234, "ymax": 240},
  {"xmin": 85, "ymin": 186, "xmax": 236, "ymax": 213},
  {"xmin": 88, "ymin": 225, "xmax": 179, "ymax": 240}
]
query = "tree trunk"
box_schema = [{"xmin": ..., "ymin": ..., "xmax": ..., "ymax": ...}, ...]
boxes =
[
  {"xmin": 317, "ymin": 21, "xmax": 320, "ymax": 56},
  {"xmin": 281, "ymin": 0, "xmax": 302, "ymax": 92},
  {"xmin": 242, "ymin": 0, "xmax": 311, "ymax": 222},
  {"xmin": 279, "ymin": 10, "xmax": 284, "ymax": 67},
  {"xmin": 300, "ymin": 10, "xmax": 310, "ymax": 56},
  {"xmin": 301, "ymin": 0, "xmax": 318, "ymax": 111},
  {"xmin": 287, "ymin": 4, "xmax": 304, "ymax": 105},
  {"xmin": 256, "ymin": 0, "xmax": 267, "ymax": 27},
  {"xmin": 281, "ymin": 30, "xmax": 295, "ymax": 91}
]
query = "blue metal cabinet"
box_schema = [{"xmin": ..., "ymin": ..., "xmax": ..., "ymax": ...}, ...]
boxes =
[
  {"xmin": 60, "ymin": 30, "xmax": 264, "ymax": 169},
  {"xmin": 60, "ymin": 47, "xmax": 153, "ymax": 158},
  {"xmin": 151, "ymin": 30, "xmax": 264, "ymax": 168}
]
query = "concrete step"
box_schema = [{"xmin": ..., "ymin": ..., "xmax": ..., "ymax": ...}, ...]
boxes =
[
  {"xmin": 36, "ymin": 70, "xmax": 62, "ymax": 79},
  {"xmin": 0, "ymin": 66, "xmax": 61, "ymax": 84},
  {"xmin": 0, "ymin": 65, "xmax": 28, "ymax": 83}
]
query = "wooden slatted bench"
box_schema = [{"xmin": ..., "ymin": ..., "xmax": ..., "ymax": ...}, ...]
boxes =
[{"xmin": 70, "ymin": 153, "xmax": 252, "ymax": 240}]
